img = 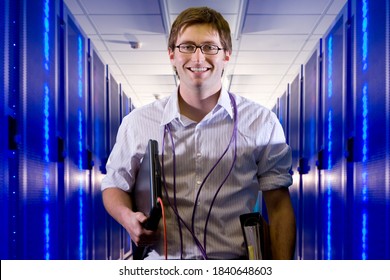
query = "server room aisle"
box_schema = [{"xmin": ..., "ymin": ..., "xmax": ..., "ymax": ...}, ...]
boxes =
[{"xmin": 1, "ymin": 0, "xmax": 389, "ymax": 260}]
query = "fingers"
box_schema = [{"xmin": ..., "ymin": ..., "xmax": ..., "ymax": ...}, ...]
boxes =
[
  {"xmin": 126, "ymin": 211, "xmax": 160, "ymax": 247},
  {"xmin": 135, "ymin": 230, "xmax": 160, "ymax": 247},
  {"xmin": 134, "ymin": 211, "xmax": 149, "ymax": 225}
]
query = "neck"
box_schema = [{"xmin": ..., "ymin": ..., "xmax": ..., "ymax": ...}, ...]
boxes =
[{"xmin": 178, "ymin": 88, "xmax": 221, "ymax": 122}]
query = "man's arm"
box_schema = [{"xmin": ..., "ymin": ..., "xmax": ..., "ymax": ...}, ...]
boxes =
[
  {"xmin": 102, "ymin": 188, "xmax": 157, "ymax": 246},
  {"xmin": 263, "ymin": 187, "xmax": 296, "ymax": 259}
]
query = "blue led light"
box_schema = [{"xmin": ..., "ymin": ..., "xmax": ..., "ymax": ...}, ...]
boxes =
[
  {"xmin": 361, "ymin": 213, "xmax": 367, "ymax": 259},
  {"xmin": 43, "ymin": 0, "xmax": 51, "ymax": 260},
  {"xmin": 44, "ymin": 84, "xmax": 50, "ymax": 162},
  {"xmin": 361, "ymin": 0, "xmax": 369, "ymax": 260},
  {"xmin": 79, "ymin": 181, "xmax": 84, "ymax": 260},
  {"xmin": 326, "ymin": 35, "xmax": 333, "ymax": 260},
  {"xmin": 362, "ymin": 0, "xmax": 369, "ymax": 71},
  {"xmin": 326, "ymin": 110, "xmax": 333, "ymax": 260},
  {"xmin": 327, "ymin": 183, "xmax": 332, "ymax": 260},
  {"xmin": 327, "ymin": 110, "xmax": 333, "ymax": 169},
  {"xmin": 43, "ymin": 0, "xmax": 49, "ymax": 71},
  {"xmin": 77, "ymin": 35, "xmax": 84, "ymax": 260},
  {"xmin": 44, "ymin": 212, "xmax": 50, "ymax": 260},
  {"xmin": 78, "ymin": 109, "xmax": 83, "ymax": 170},
  {"xmin": 78, "ymin": 36, "xmax": 83, "ymax": 98},
  {"xmin": 328, "ymin": 36, "xmax": 333, "ymax": 98}
]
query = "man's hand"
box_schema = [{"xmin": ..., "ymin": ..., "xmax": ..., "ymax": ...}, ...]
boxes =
[
  {"xmin": 102, "ymin": 188, "xmax": 159, "ymax": 247},
  {"xmin": 124, "ymin": 210, "xmax": 160, "ymax": 247}
]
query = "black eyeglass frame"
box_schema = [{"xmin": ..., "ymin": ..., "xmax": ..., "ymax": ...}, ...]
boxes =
[{"xmin": 175, "ymin": 43, "xmax": 224, "ymax": 55}]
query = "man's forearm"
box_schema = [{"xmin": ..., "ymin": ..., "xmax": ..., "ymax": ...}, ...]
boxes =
[
  {"xmin": 263, "ymin": 188, "xmax": 297, "ymax": 259},
  {"xmin": 102, "ymin": 187, "xmax": 133, "ymax": 226},
  {"xmin": 269, "ymin": 212, "xmax": 296, "ymax": 259}
]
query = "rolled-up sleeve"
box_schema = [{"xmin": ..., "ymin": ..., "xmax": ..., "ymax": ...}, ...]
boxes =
[
  {"xmin": 101, "ymin": 116, "xmax": 139, "ymax": 193},
  {"xmin": 257, "ymin": 114, "xmax": 292, "ymax": 191}
]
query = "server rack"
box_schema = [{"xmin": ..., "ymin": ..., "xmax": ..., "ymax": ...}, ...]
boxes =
[
  {"xmin": 301, "ymin": 44, "xmax": 322, "ymax": 260},
  {"xmin": 271, "ymin": 102, "xmax": 278, "ymax": 116},
  {"xmin": 1, "ymin": 0, "xmax": 11, "ymax": 260},
  {"xmin": 350, "ymin": 0, "xmax": 390, "ymax": 259},
  {"xmin": 321, "ymin": 6, "xmax": 349, "ymax": 260},
  {"xmin": 63, "ymin": 10, "xmax": 91, "ymax": 260},
  {"xmin": 288, "ymin": 71, "xmax": 303, "ymax": 259},
  {"xmin": 278, "ymin": 89, "xmax": 289, "ymax": 141},
  {"xmin": 4, "ymin": 0, "xmax": 21, "ymax": 260},
  {"xmin": 89, "ymin": 46, "xmax": 109, "ymax": 260},
  {"xmin": 121, "ymin": 91, "xmax": 132, "ymax": 118},
  {"xmin": 107, "ymin": 73, "xmax": 122, "ymax": 259},
  {"xmin": 16, "ymin": 0, "xmax": 60, "ymax": 259},
  {"xmin": 120, "ymin": 89, "xmax": 133, "ymax": 258}
]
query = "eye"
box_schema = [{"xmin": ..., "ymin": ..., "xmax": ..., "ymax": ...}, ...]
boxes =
[
  {"xmin": 180, "ymin": 44, "xmax": 195, "ymax": 52},
  {"xmin": 203, "ymin": 45, "xmax": 218, "ymax": 51}
]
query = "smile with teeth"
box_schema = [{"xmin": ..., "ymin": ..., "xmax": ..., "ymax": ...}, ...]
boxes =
[{"xmin": 189, "ymin": 67, "xmax": 209, "ymax": 72}]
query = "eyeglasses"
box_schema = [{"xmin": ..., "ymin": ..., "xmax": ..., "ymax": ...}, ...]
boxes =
[{"xmin": 175, "ymin": 43, "xmax": 224, "ymax": 55}]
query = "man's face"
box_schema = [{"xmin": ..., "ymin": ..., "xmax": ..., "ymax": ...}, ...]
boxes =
[{"xmin": 169, "ymin": 24, "xmax": 230, "ymax": 94}]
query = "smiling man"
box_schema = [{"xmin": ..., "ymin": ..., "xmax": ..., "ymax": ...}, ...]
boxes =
[{"xmin": 101, "ymin": 7, "xmax": 296, "ymax": 260}]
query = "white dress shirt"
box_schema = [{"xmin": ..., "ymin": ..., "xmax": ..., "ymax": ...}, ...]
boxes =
[{"xmin": 101, "ymin": 87, "xmax": 292, "ymax": 259}]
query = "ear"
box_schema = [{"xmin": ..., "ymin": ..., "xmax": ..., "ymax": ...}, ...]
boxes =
[
  {"xmin": 224, "ymin": 50, "xmax": 231, "ymax": 62},
  {"xmin": 168, "ymin": 47, "xmax": 175, "ymax": 61}
]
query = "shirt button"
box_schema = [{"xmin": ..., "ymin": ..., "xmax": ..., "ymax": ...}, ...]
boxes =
[{"xmin": 196, "ymin": 180, "xmax": 202, "ymax": 185}]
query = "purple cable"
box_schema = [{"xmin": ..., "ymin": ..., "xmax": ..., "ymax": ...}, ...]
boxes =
[
  {"xmin": 202, "ymin": 93, "xmax": 238, "ymax": 251},
  {"xmin": 162, "ymin": 124, "xmax": 207, "ymax": 259},
  {"xmin": 161, "ymin": 93, "xmax": 238, "ymax": 259}
]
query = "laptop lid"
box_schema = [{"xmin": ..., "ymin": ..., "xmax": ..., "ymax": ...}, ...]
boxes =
[{"xmin": 132, "ymin": 139, "xmax": 162, "ymax": 215}]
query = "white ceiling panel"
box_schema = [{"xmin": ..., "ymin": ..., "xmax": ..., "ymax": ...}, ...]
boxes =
[
  {"xmin": 239, "ymin": 34, "xmax": 309, "ymax": 51},
  {"xmin": 121, "ymin": 64, "xmax": 174, "ymax": 75},
  {"xmin": 302, "ymin": 36, "xmax": 322, "ymax": 51},
  {"xmin": 230, "ymin": 75, "xmax": 282, "ymax": 85},
  {"xmin": 242, "ymin": 15, "xmax": 321, "ymax": 34},
  {"xmin": 106, "ymin": 64, "xmax": 122, "ymax": 75},
  {"xmin": 230, "ymin": 84, "xmax": 278, "ymax": 93},
  {"xmin": 235, "ymin": 51, "xmax": 297, "ymax": 64},
  {"xmin": 233, "ymin": 64, "xmax": 292, "ymax": 75},
  {"xmin": 81, "ymin": 0, "xmax": 161, "ymax": 14},
  {"xmin": 246, "ymin": 0, "xmax": 332, "ymax": 14},
  {"xmin": 126, "ymin": 75, "xmax": 176, "ymax": 85},
  {"xmin": 167, "ymin": 0, "xmax": 241, "ymax": 14},
  {"xmin": 91, "ymin": 34, "xmax": 167, "ymax": 51},
  {"xmin": 312, "ymin": 15, "xmax": 341, "ymax": 34},
  {"xmin": 73, "ymin": 15, "xmax": 96, "ymax": 34},
  {"xmin": 95, "ymin": 51, "xmax": 116, "ymax": 64},
  {"xmin": 327, "ymin": 0, "xmax": 348, "ymax": 13},
  {"xmin": 63, "ymin": 0, "xmax": 84, "ymax": 14},
  {"xmin": 111, "ymin": 51, "xmax": 170, "ymax": 64},
  {"xmin": 90, "ymin": 15, "xmax": 166, "ymax": 34},
  {"xmin": 132, "ymin": 85, "xmax": 176, "ymax": 93}
]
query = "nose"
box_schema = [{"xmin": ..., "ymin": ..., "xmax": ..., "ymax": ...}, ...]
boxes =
[{"xmin": 191, "ymin": 47, "xmax": 205, "ymax": 63}]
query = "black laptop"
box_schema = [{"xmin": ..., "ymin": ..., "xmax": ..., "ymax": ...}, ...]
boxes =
[{"xmin": 132, "ymin": 139, "xmax": 162, "ymax": 231}]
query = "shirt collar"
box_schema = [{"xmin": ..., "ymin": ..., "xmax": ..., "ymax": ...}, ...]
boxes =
[
  {"xmin": 161, "ymin": 88, "xmax": 181, "ymax": 126},
  {"xmin": 160, "ymin": 86, "xmax": 234, "ymax": 126},
  {"xmin": 216, "ymin": 87, "xmax": 234, "ymax": 120}
]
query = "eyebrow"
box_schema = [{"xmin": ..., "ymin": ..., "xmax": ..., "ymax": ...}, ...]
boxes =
[{"xmin": 177, "ymin": 40, "xmax": 220, "ymax": 45}]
